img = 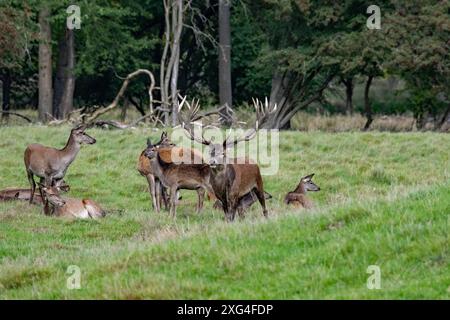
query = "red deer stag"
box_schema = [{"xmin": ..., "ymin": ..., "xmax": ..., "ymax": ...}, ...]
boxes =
[
  {"xmin": 24, "ymin": 125, "xmax": 96, "ymax": 204},
  {"xmin": 181, "ymin": 101, "xmax": 268, "ymax": 222},
  {"xmin": 284, "ymin": 173, "xmax": 320, "ymax": 209}
]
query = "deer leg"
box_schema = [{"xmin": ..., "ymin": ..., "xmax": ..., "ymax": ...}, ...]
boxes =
[
  {"xmin": 36, "ymin": 177, "xmax": 47, "ymax": 204},
  {"xmin": 160, "ymin": 184, "xmax": 169, "ymax": 211},
  {"xmin": 27, "ymin": 171, "xmax": 35, "ymax": 204},
  {"xmin": 169, "ymin": 185, "xmax": 178, "ymax": 218},
  {"xmin": 254, "ymin": 186, "xmax": 268, "ymax": 218},
  {"xmin": 196, "ymin": 188, "xmax": 205, "ymax": 213},
  {"xmin": 146, "ymin": 174, "xmax": 158, "ymax": 211},
  {"xmin": 226, "ymin": 191, "xmax": 239, "ymax": 222}
]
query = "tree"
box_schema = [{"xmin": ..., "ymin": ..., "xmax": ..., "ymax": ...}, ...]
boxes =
[
  {"xmin": 385, "ymin": 0, "xmax": 450, "ymax": 130},
  {"xmin": 53, "ymin": 27, "xmax": 75, "ymax": 119},
  {"xmin": 218, "ymin": 0, "xmax": 232, "ymax": 125},
  {"xmin": 0, "ymin": 4, "xmax": 34, "ymax": 122},
  {"xmin": 38, "ymin": 6, "xmax": 52, "ymax": 122},
  {"xmin": 159, "ymin": 0, "xmax": 184, "ymax": 126}
]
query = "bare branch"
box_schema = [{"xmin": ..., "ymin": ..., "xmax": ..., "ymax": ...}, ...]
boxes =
[
  {"xmin": 82, "ymin": 69, "xmax": 156, "ymax": 124},
  {"xmin": 0, "ymin": 111, "xmax": 32, "ymax": 123}
]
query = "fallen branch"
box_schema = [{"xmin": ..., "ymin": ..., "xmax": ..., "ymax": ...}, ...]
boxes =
[
  {"xmin": 82, "ymin": 69, "xmax": 156, "ymax": 124},
  {"xmin": 90, "ymin": 113, "xmax": 165, "ymax": 130},
  {"xmin": 0, "ymin": 111, "xmax": 33, "ymax": 123}
]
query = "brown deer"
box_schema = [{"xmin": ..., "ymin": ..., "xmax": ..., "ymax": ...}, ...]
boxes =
[
  {"xmin": 143, "ymin": 142, "xmax": 214, "ymax": 217},
  {"xmin": 181, "ymin": 113, "xmax": 268, "ymax": 221},
  {"xmin": 185, "ymin": 130, "xmax": 268, "ymax": 221},
  {"xmin": 138, "ymin": 131, "xmax": 207, "ymax": 213},
  {"xmin": 24, "ymin": 124, "xmax": 96, "ymax": 204},
  {"xmin": 284, "ymin": 174, "xmax": 320, "ymax": 209},
  {"xmin": 137, "ymin": 132, "xmax": 174, "ymax": 212},
  {"xmin": 0, "ymin": 180, "xmax": 70, "ymax": 205},
  {"xmin": 39, "ymin": 184, "xmax": 106, "ymax": 219}
]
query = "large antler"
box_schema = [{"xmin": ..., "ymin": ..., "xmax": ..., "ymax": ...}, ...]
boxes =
[
  {"xmin": 252, "ymin": 97, "xmax": 277, "ymax": 129},
  {"xmin": 222, "ymin": 98, "xmax": 272, "ymax": 147},
  {"xmin": 178, "ymin": 96, "xmax": 222, "ymax": 146},
  {"xmin": 223, "ymin": 104, "xmax": 266, "ymax": 147}
]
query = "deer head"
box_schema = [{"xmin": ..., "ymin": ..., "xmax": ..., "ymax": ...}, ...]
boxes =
[
  {"xmin": 296, "ymin": 174, "xmax": 320, "ymax": 193},
  {"xmin": 179, "ymin": 97, "xmax": 259, "ymax": 168},
  {"xmin": 39, "ymin": 184, "xmax": 66, "ymax": 207},
  {"xmin": 71, "ymin": 124, "xmax": 96, "ymax": 145},
  {"xmin": 143, "ymin": 140, "xmax": 158, "ymax": 160}
]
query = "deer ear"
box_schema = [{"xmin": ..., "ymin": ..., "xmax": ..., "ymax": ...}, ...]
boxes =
[
  {"xmin": 161, "ymin": 131, "xmax": 168, "ymax": 139},
  {"xmin": 147, "ymin": 138, "xmax": 152, "ymax": 147}
]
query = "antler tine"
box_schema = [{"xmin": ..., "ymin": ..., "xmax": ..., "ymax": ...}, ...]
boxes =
[
  {"xmin": 183, "ymin": 123, "xmax": 213, "ymax": 146},
  {"xmin": 191, "ymin": 98, "xmax": 201, "ymax": 120},
  {"xmin": 177, "ymin": 95, "xmax": 189, "ymax": 126},
  {"xmin": 252, "ymin": 96, "xmax": 277, "ymax": 128}
]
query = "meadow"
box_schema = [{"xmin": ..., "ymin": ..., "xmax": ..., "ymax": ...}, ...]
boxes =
[{"xmin": 0, "ymin": 125, "xmax": 448, "ymax": 299}]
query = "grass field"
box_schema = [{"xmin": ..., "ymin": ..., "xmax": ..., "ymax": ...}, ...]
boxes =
[{"xmin": 0, "ymin": 126, "xmax": 449, "ymax": 299}]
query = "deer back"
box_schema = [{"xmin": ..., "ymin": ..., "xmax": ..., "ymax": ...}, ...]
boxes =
[
  {"xmin": 158, "ymin": 146, "xmax": 205, "ymax": 165},
  {"xmin": 0, "ymin": 188, "xmax": 44, "ymax": 204},
  {"xmin": 53, "ymin": 197, "xmax": 105, "ymax": 219},
  {"xmin": 24, "ymin": 144, "xmax": 63, "ymax": 177},
  {"xmin": 157, "ymin": 153, "xmax": 211, "ymax": 189},
  {"xmin": 284, "ymin": 192, "xmax": 313, "ymax": 209}
]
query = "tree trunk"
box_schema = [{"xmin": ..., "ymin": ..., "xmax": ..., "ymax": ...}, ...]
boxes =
[
  {"xmin": 363, "ymin": 75, "xmax": 374, "ymax": 131},
  {"xmin": 343, "ymin": 78, "xmax": 353, "ymax": 115},
  {"xmin": 415, "ymin": 111, "xmax": 427, "ymax": 130},
  {"xmin": 1, "ymin": 70, "xmax": 11, "ymax": 122},
  {"xmin": 218, "ymin": 0, "xmax": 232, "ymax": 125},
  {"xmin": 437, "ymin": 105, "xmax": 450, "ymax": 130},
  {"xmin": 170, "ymin": 0, "xmax": 182, "ymax": 126},
  {"xmin": 53, "ymin": 27, "xmax": 75, "ymax": 119},
  {"xmin": 161, "ymin": 0, "xmax": 183, "ymax": 126},
  {"xmin": 38, "ymin": 8, "xmax": 53, "ymax": 123},
  {"xmin": 120, "ymin": 96, "xmax": 129, "ymax": 121}
]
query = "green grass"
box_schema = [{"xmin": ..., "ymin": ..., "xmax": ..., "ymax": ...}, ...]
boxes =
[{"xmin": 0, "ymin": 126, "xmax": 449, "ymax": 299}]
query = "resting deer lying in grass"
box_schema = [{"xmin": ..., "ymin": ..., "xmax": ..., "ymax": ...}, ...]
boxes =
[
  {"xmin": 0, "ymin": 188, "xmax": 43, "ymax": 204},
  {"xmin": 144, "ymin": 142, "xmax": 214, "ymax": 217},
  {"xmin": 284, "ymin": 174, "xmax": 320, "ymax": 209},
  {"xmin": 39, "ymin": 184, "xmax": 106, "ymax": 219},
  {"xmin": 24, "ymin": 124, "xmax": 96, "ymax": 204},
  {"xmin": 0, "ymin": 180, "xmax": 70, "ymax": 205}
]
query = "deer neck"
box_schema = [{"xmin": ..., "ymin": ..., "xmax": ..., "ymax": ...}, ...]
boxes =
[
  {"xmin": 208, "ymin": 164, "xmax": 227, "ymax": 199},
  {"xmin": 293, "ymin": 182, "xmax": 307, "ymax": 194},
  {"xmin": 151, "ymin": 154, "xmax": 170, "ymax": 186},
  {"xmin": 43, "ymin": 199, "xmax": 55, "ymax": 216},
  {"xmin": 59, "ymin": 135, "xmax": 81, "ymax": 166}
]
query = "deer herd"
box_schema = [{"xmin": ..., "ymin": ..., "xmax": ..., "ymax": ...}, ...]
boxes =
[{"xmin": 0, "ymin": 99, "xmax": 321, "ymax": 222}]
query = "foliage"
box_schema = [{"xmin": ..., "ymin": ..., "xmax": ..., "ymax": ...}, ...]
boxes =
[{"xmin": 0, "ymin": 0, "xmax": 448, "ymax": 127}]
